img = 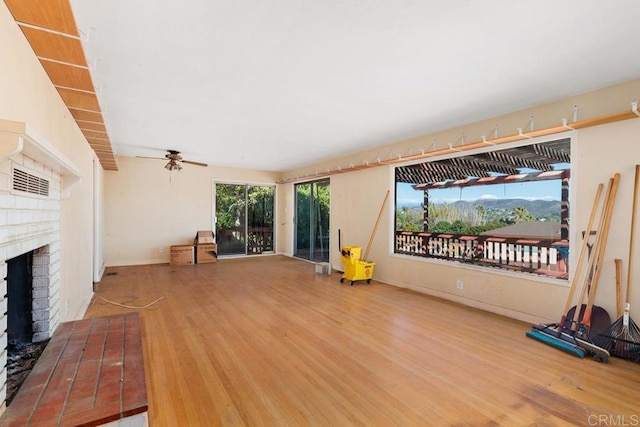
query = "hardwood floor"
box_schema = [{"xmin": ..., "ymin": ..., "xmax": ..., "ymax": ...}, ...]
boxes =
[{"xmin": 84, "ymin": 256, "xmax": 640, "ymax": 426}]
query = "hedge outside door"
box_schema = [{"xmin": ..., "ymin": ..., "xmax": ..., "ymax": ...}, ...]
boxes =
[
  {"xmin": 215, "ymin": 183, "xmax": 275, "ymax": 256},
  {"xmin": 294, "ymin": 179, "xmax": 330, "ymax": 262}
]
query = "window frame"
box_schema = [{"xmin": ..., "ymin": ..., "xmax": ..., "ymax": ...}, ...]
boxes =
[{"xmin": 390, "ymin": 132, "xmax": 576, "ymax": 281}]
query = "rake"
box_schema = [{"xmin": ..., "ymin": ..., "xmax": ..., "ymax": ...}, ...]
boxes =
[{"xmin": 593, "ymin": 165, "xmax": 640, "ymax": 361}]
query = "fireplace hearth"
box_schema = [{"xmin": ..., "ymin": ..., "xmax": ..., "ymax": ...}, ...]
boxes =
[{"xmin": 5, "ymin": 339, "xmax": 49, "ymax": 405}]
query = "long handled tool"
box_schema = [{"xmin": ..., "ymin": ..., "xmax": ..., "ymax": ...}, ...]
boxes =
[
  {"xmin": 561, "ymin": 175, "xmax": 619, "ymax": 362},
  {"xmin": 528, "ymin": 175, "xmax": 619, "ymax": 361},
  {"xmin": 560, "ymin": 175, "xmax": 617, "ymax": 339},
  {"xmin": 526, "ymin": 182, "xmax": 605, "ymax": 358},
  {"xmin": 615, "ymin": 258, "xmax": 623, "ymax": 318},
  {"xmin": 363, "ymin": 190, "xmax": 389, "ymax": 261},
  {"xmin": 576, "ymin": 174, "xmax": 619, "ymax": 338},
  {"xmin": 555, "ymin": 183, "xmax": 604, "ymax": 336},
  {"xmin": 594, "ymin": 165, "xmax": 640, "ymax": 360}
]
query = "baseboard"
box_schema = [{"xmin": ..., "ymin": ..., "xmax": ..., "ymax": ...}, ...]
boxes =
[
  {"xmin": 105, "ymin": 259, "xmax": 168, "ymax": 268},
  {"xmin": 75, "ymin": 294, "xmax": 92, "ymax": 321},
  {"xmin": 94, "ymin": 263, "xmax": 106, "ymax": 283},
  {"xmin": 385, "ymin": 278, "xmax": 552, "ymax": 326}
]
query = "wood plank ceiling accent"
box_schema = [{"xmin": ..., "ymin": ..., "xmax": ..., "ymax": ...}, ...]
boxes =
[{"xmin": 3, "ymin": 0, "xmax": 118, "ymax": 171}]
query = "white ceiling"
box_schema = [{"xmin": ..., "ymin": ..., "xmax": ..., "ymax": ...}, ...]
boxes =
[{"xmin": 68, "ymin": 1, "xmax": 640, "ymax": 172}]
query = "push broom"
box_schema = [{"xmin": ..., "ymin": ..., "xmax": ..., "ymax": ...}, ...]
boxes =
[{"xmin": 594, "ymin": 165, "xmax": 640, "ymax": 361}]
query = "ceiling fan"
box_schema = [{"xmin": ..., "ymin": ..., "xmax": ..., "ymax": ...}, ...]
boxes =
[{"xmin": 138, "ymin": 150, "xmax": 208, "ymax": 171}]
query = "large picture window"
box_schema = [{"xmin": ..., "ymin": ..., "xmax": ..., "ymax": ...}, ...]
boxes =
[{"xmin": 394, "ymin": 138, "xmax": 570, "ymax": 279}]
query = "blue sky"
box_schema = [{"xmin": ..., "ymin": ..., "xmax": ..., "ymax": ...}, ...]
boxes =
[
  {"xmin": 396, "ymin": 163, "xmax": 569, "ymax": 206},
  {"xmin": 396, "ymin": 179, "xmax": 562, "ymax": 206}
]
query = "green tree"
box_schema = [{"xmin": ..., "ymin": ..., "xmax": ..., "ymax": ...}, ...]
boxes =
[
  {"xmin": 295, "ymin": 181, "xmax": 330, "ymax": 251},
  {"xmin": 396, "ymin": 206, "xmax": 423, "ymax": 232},
  {"xmin": 449, "ymin": 220, "xmax": 468, "ymax": 234},
  {"xmin": 247, "ymin": 186, "xmax": 275, "ymax": 228},
  {"xmin": 512, "ymin": 206, "xmax": 536, "ymax": 223},
  {"xmin": 475, "ymin": 205, "xmax": 486, "ymax": 224},
  {"xmin": 216, "ymin": 184, "xmax": 246, "ymax": 230},
  {"xmin": 430, "ymin": 221, "xmax": 452, "ymax": 233}
]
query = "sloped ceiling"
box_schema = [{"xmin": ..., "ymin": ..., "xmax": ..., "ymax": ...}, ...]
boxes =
[{"xmin": 5, "ymin": 1, "xmax": 640, "ymax": 172}]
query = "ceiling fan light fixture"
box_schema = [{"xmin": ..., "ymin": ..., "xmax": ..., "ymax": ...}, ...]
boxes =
[
  {"xmin": 139, "ymin": 150, "xmax": 204, "ymax": 170},
  {"xmin": 165, "ymin": 160, "xmax": 182, "ymax": 171}
]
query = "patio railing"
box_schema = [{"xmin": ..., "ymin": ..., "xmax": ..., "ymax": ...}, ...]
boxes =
[{"xmin": 395, "ymin": 231, "xmax": 569, "ymax": 279}]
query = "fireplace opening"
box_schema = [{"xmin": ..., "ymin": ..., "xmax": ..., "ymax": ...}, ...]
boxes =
[
  {"xmin": 5, "ymin": 250, "xmax": 49, "ymax": 405},
  {"xmin": 8, "ymin": 252, "xmax": 33, "ymax": 343}
]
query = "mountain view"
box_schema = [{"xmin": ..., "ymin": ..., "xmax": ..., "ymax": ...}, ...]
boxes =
[
  {"xmin": 396, "ymin": 198, "xmax": 561, "ymax": 233},
  {"xmin": 448, "ymin": 199, "xmax": 561, "ymax": 221}
]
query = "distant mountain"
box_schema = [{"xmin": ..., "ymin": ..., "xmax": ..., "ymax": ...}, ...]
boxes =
[
  {"xmin": 449, "ymin": 198, "xmax": 561, "ymax": 220},
  {"xmin": 398, "ymin": 201, "xmax": 423, "ymax": 208},
  {"xmin": 397, "ymin": 198, "xmax": 562, "ymax": 221}
]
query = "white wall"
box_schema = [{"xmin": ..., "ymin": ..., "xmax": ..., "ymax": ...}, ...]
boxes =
[
  {"xmin": 307, "ymin": 123, "xmax": 640, "ymax": 326},
  {"xmin": 0, "ymin": 2, "xmax": 96, "ymax": 322},
  {"xmin": 103, "ymin": 156, "xmax": 280, "ymax": 266},
  {"xmin": 572, "ymin": 119, "xmax": 640, "ymax": 321},
  {"xmin": 278, "ymin": 80, "xmax": 640, "ymax": 325},
  {"xmin": 102, "ymin": 71, "xmax": 640, "ymax": 325},
  {"xmin": 0, "ymin": 1, "xmax": 100, "ymax": 406}
]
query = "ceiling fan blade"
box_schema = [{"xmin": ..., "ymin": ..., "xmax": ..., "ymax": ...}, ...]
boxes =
[
  {"xmin": 182, "ymin": 160, "xmax": 208, "ymax": 167},
  {"xmin": 136, "ymin": 156, "xmax": 166, "ymax": 160}
]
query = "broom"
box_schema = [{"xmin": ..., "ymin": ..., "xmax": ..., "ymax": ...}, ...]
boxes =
[{"xmin": 594, "ymin": 165, "xmax": 640, "ymax": 360}]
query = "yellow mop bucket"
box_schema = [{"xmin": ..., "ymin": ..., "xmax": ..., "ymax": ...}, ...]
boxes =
[
  {"xmin": 337, "ymin": 192, "xmax": 388, "ymax": 286},
  {"xmin": 340, "ymin": 246, "xmax": 361, "ymax": 264},
  {"xmin": 339, "ymin": 245, "xmax": 375, "ymax": 285}
]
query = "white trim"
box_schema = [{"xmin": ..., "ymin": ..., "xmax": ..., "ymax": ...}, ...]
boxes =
[
  {"xmin": 383, "ymin": 275, "xmax": 556, "ymax": 325},
  {"xmin": 105, "ymin": 260, "xmax": 167, "ymax": 268},
  {"xmin": 93, "ymin": 156, "xmax": 105, "ymax": 283}
]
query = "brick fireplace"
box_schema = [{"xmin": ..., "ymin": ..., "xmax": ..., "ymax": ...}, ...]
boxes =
[{"xmin": 0, "ymin": 119, "xmax": 81, "ymax": 405}]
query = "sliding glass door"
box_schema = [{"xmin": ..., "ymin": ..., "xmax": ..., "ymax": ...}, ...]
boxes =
[
  {"xmin": 295, "ymin": 179, "xmax": 330, "ymax": 262},
  {"xmin": 247, "ymin": 185, "xmax": 275, "ymax": 254},
  {"xmin": 215, "ymin": 183, "xmax": 275, "ymax": 256}
]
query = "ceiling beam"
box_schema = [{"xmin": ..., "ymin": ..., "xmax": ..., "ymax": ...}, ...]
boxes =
[
  {"xmin": 532, "ymin": 144, "xmax": 571, "ymax": 163},
  {"xmin": 413, "ymin": 170, "xmax": 570, "ymax": 191},
  {"xmin": 420, "ymin": 162, "xmax": 491, "ymax": 179},
  {"xmin": 485, "ymin": 151, "xmax": 552, "ymax": 172},
  {"xmin": 4, "ymin": 0, "xmax": 118, "ymax": 171},
  {"xmin": 448, "ymin": 156, "xmax": 518, "ymax": 176}
]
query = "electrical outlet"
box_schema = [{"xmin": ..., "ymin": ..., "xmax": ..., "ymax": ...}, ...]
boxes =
[
  {"xmin": 456, "ymin": 280, "xmax": 464, "ymax": 290},
  {"xmin": 159, "ymin": 246, "xmax": 164, "ymax": 253}
]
